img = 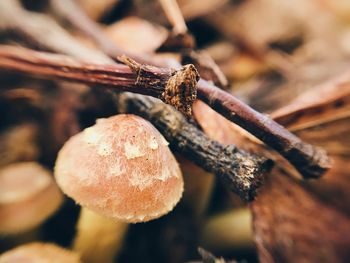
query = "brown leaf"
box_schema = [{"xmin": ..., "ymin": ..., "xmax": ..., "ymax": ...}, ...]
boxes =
[
  {"xmin": 252, "ymin": 168, "xmax": 350, "ymax": 263},
  {"xmin": 104, "ymin": 16, "xmax": 168, "ymax": 55},
  {"xmin": 272, "ymin": 72, "xmax": 350, "ymax": 132},
  {"xmin": 270, "ymin": 72, "xmax": 350, "ymax": 214}
]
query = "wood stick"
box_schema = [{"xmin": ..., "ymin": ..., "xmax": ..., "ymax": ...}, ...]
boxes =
[
  {"xmin": 197, "ymin": 80, "xmax": 331, "ymax": 178},
  {"xmin": 158, "ymin": 0, "xmax": 188, "ymax": 34}
]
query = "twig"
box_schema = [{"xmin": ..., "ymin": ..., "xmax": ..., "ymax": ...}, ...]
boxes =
[
  {"xmin": 158, "ymin": 0, "xmax": 188, "ymax": 34},
  {"xmin": 48, "ymin": 0, "xmax": 331, "ymax": 179},
  {"xmin": 156, "ymin": 0, "xmax": 195, "ymax": 52},
  {"xmin": 116, "ymin": 93, "xmax": 273, "ymax": 201},
  {"xmin": 197, "ymin": 80, "xmax": 331, "ymax": 178},
  {"xmin": 0, "ymin": 45, "xmax": 199, "ymax": 115},
  {"xmin": 0, "ymin": 1, "xmax": 271, "ymax": 200},
  {"xmin": 182, "ymin": 50, "xmax": 228, "ymax": 88}
]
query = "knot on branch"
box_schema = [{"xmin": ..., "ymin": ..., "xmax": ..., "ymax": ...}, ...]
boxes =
[
  {"xmin": 119, "ymin": 55, "xmax": 199, "ymax": 116},
  {"xmin": 162, "ymin": 64, "xmax": 199, "ymax": 116}
]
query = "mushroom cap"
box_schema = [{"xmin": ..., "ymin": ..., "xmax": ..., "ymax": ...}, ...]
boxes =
[
  {"xmin": 54, "ymin": 114, "xmax": 183, "ymax": 223},
  {"xmin": 0, "ymin": 242, "xmax": 81, "ymax": 263},
  {"xmin": 0, "ymin": 162, "xmax": 63, "ymax": 234}
]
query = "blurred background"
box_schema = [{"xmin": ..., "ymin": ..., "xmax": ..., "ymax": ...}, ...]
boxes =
[{"xmin": 0, "ymin": 0, "xmax": 350, "ymax": 262}]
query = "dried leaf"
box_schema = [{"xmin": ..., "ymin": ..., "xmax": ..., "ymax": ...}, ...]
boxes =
[
  {"xmin": 104, "ymin": 16, "xmax": 168, "ymax": 55},
  {"xmin": 252, "ymin": 168, "xmax": 350, "ymax": 263}
]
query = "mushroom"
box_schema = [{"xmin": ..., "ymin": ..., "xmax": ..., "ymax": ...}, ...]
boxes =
[
  {"xmin": 0, "ymin": 242, "xmax": 81, "ymax": 263},
  {"xmin": 0, "ymin": 162, "xmax": 63, "ymax": 235},
  {"xmin": 54, "ymin": 114, "xmax": 184, "ymax": 262}
]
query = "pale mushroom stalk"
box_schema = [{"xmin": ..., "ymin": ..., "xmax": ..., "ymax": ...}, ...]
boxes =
[
  {"xmin": 73, "ymin": 208, "xmax": 128, "ymax": 263},
  {"xmin": 54, "ymin": 114, "xmax": 184, "ymax": 263},
  {"xmin": 200, "ymin": 209, "xmax": 253, "ymax": 251},
  {"xmin": 177, "ymin": 155, "xmax": 214, "ymax": 217}
]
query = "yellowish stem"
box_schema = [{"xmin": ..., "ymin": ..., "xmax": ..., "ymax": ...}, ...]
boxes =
[
  {"xmin": 178, "ymin": 156, "xmax": 215, "ymax": 217},
  {"xmin": 73, "ymin": 208, "xmax": 128, "ymax": 263},
  {"xmin": 200, "ymin": 208, "xmax": 253, "ymax": 251}
]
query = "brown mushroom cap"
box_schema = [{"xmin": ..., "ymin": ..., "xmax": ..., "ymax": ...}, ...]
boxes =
[
  {"xmin": 0, "ymin": 162, "xmax": 63, "ymax": 234},
  {"xmin": 0, "ymin": 242, "xmax": 81, "ymax": 263},
  {"xmin": 54, "ymin": 114, "xmax": 183, "ymax": 223}
]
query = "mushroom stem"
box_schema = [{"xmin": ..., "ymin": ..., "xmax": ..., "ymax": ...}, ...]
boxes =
[
  {"xmin": 200, "ymin": 209, "xmax": 253, "ymax": 251},
  {"xmin": 73, "ymin": 208, "xmax": 128, "ymax": 263},
  {"xmin": 178, "ymin": 156, "xmax": 214, "ymax": 217}
]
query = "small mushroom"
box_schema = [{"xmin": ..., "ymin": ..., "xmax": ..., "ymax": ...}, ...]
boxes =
[
  {"xmin": 0, "ymin": 242, "xmax": 81, "ymax": 263},
  {"xmin": 0, "ymin": 124, "xmax": 39, "ymax": 167},
  {"xmin": 54, "ymin": 114, "xmax": 184, "ymax": 262},
  {"xmin": 0, "ymin": 162, "xmax": 63, "ymax": 235}
]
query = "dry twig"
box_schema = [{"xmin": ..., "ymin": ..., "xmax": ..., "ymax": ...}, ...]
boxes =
[{"xmin": 158, "ymin": 0, "xmax": 188, "ymax": 35}]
